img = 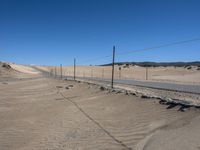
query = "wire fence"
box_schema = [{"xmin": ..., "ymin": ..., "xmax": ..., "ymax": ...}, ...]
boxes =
[
  {"xmin": 46, "ymin": 65, "xmax": 200, "ymax": 84},
  {"xmin": 40, "ymin": 38, "xmax": 200, "ymax": 87}
]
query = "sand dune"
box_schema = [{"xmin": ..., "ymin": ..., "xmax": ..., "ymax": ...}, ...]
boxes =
[
  {"xmin": 9, "ymin": 63, "xmax": 40, "ymax": 75},
  {"xmin": 0, "ymin": 62, "xmax": 42, "ymax": 81}
]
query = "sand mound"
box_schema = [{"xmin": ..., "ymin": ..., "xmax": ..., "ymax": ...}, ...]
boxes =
[
  {"xmin": 0, "ymin": 62, "xmax": 15, "ymax": 76},
  {"xmin": 1, "ymin": 63, "xmax": 11, "ymax": 69},
  {"xmin": 0, "ymin": 62, "xmax": 41, "ymax": 79},
  {"xmin": 0, "ymin": 62, "xmax": 12, "ymax": 70},
  {"xmin": 9, "ymin": 63, "xmax": 40, "ymax": 75}
]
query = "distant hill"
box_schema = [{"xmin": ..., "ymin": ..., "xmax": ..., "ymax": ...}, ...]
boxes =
[{"xmin": 101, "ymin": 61, "xmax": 200, "ymax": 67}]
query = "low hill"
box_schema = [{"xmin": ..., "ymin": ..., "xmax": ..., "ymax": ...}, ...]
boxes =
[
  {"xmin": 101, "ymin": 61, "xmax": 200, "ymax": 67},
  {"xmin": 0, "ymin": 62, "xmax": 41, "ymax": 79}
]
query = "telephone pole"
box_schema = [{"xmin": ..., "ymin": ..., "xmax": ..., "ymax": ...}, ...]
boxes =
[{"xmin": 111, "ymin": 46, "xmax": 115, "ymax": 88}]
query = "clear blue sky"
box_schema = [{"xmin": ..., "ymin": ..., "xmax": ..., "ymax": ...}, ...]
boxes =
[{"xmin": 1, "ymin": 0, "xmax": 200, "ymax": 65}]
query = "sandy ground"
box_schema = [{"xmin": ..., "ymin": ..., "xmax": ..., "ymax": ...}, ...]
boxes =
[
  {"xmin": 0, "ymin": 72, "xmax": 200, "ymax": 150},
  {"xmin": 1, "ymin": 63, "xmax": 200, "ymax": 149},
  {"xmin": 37, "ymin": 65, "xmax": 200, "ymax": 85}
]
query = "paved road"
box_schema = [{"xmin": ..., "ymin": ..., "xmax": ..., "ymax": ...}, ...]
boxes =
[
  {"xmin": 32, "ymin": 67, "xmax": 200, "ymax": 94},
  {"xmin": 68, "ymin": 76, "xmax": 200, "ymax": 94}
]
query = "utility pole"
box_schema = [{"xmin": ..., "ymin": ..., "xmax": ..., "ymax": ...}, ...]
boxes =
[
  {"xmin": 60, "ymin": 64, "xmax": 63, "ymax": 79},
  {"xmin": 111, "ymin": 46, "xmax": 115, "ymax": 88},
  {"xmin": 74, "ymin": 58, "xmax": 76, "ymax": 80}
]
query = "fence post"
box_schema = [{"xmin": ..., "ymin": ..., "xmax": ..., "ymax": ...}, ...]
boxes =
[
  {"xmin": 74, "ymin": 58, "xmax": 76, "ymax": 80},
  {"xmin": 111, "ymin": 46, "xmax": 115, "ymax": 88},
  {"xmin": 119, "ymin": 67, "xmax": 121, "ymax": 79},
  {"xmin": 102, "ymin": 68, "xmax": 104, "ymax": 79},
  {"xmin": 55, "ymin": 66, "xmax": 57, "ymax": 78},
  {"xmin": 91, "ymin": 69, "xmax": 93, "ymax": 78},
  {"xmin": 146, "ymin": 67, "xmax": 148, "ymax": 80},
  {"xmin": 60, "ymin": 64, "xmax": 62, "ymax": 79}
]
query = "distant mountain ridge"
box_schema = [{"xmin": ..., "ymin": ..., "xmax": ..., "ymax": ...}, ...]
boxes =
[{"xmin": 101, "ymin": 61, "xmax": 200, "ymax": 67}]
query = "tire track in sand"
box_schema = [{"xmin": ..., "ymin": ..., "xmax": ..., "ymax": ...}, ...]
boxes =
[{"xmin": 59, "ymin": 91, "xmax": 132, "ymax": 150}]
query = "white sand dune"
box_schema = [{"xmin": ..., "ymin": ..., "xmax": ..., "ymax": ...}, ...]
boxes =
[{"xmin": 9, "ymin": 63, "xmax": 40, "ymax": 75}]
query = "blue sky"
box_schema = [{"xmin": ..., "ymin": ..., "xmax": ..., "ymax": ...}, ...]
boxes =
[{"xmin": 0, "ymin": 0, "xmax": 200, "ymax": 65}]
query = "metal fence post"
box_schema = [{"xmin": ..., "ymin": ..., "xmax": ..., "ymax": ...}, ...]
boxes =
[
  {"xmin": 55, "ymin": 66, "xmax": 57, "ymax": 78},
  {"xmin": 146, "ymin": 67, "xmax": 148, "ymax": 80},
  {"xmin": 60, "ymin": 64, "xmax": 62, "ymax": 79},
  {"xmin": 111, "ymin": 46, "xmax": 115, "ymax": 88},
  {"xmin": 74, "ymin": 58, "xmax": 76, "ymax": 80},
  {"xmin": 102, "ymin": 68, "xmax": 104, "ymax": 79},
  {"xmin": 119, "ymin": 67, "xmax": 121, "ymax": 79}
]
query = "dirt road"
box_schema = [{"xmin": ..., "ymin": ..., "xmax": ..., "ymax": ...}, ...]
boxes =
[{"xmin": 0, "ymin": 76, "xmax": 199, "ymax": 150}]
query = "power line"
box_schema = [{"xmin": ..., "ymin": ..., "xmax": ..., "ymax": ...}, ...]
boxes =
[
  {"xmin": 116, "ymin": 38, "xmax": 200, "ymax": 56},
  {"xmin": 78, "ymin": 55, "xmax": 112, "ymax": 64},
  {"xmin": 78, "ymin": 38, "xmax": 200, "ymax": 64}
]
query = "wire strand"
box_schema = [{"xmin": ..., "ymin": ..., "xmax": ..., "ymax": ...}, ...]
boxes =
[
  {"xmin": 78, "ymin": 38, "xmax": 200, "ymax": 65},
  {"xmin": 116, "ymin": 38, "xmax": 200, "ymax": 56}
]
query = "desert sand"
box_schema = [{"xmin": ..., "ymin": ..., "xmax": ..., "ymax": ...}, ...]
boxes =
[{"xmin": 0, "ymin": 63, "xmax": 200, "ymax": 150}]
